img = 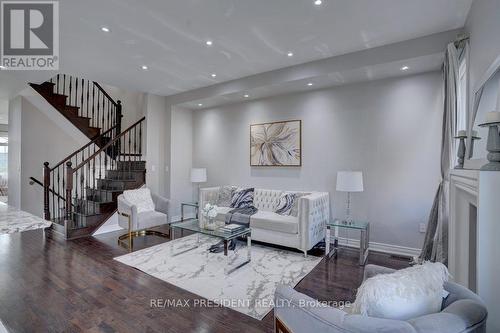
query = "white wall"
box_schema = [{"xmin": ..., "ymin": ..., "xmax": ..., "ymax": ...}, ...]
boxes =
[
  {"xmin": 101, "ymin": 84, "xmax": 146, "ymax": 129},
  {"xmin": 145, "ymin": 94, "xmax": 169, "ymax": 197},
  {"xmin": 170, "ymin": 106, "xmax": 193, "ymax": 219},
  {"xmin": 189, "ymin": 72, "xmax": 443, "ymax": 249},
  {"xmin": 20, "ymin": 98, "xmax": 83, "ymax": 216},
  {"xmin": 0, "ymin": 99, "xmax": 8, "ymax": 124},
  {"xmin": 465, "ymin": 0, "xmax": 500, "ymax": 91},
  {"xmin": 7, "ymin": 97, "xmax": 21, "ymax": 208}
]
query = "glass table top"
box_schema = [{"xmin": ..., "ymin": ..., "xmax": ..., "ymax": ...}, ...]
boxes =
[
  {"xmin": 327, "ymin": 218, "xmax": 368, "ymax": 230},
  {"xmin": 171, "ymin": 219, "xmax": 251, "ymax": 240}
]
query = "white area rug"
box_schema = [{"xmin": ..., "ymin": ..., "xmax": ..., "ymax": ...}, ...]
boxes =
[
  {"xmin": 115, "ymin": 234, "xmax": 321, "ymax": 320},
  {"xmin": 0, "ymin": 203, "xmax": 51, "ymax": 235}
]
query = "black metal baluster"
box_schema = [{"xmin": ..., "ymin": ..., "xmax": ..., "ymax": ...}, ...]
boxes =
[
  {"xmin": 63, "ymin": 74, "xmax": 66, "ymax": 96},
  {"xmin": 86, "ymin": 81, "xmax": 90, "ymax": 119},
  {"xmin": 69, "ymin": 76, "xmax": 73, "ymax": 106},
  {"xmin": 101, "ymin": 93, "xmax": 105, "ymax": 131},
  {"xmin": 80, "ymin": 78, "xmax": 84, "ymax": 115},
  {"xmin": 134, "ymin": 125, "xmax": 137, "ymax": 163},
  {"xmin": 56, "ymin": 74, "xmax": 60, "ymax": 95},
  {"xmin": 52, "ymin": 171, "xmax": 55, "ymax": 220}
]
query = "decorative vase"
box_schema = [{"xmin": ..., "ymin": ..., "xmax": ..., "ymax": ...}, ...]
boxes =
[{"xmin": 205, "ymin": 217, "xmax": 217, "ymax": 230}]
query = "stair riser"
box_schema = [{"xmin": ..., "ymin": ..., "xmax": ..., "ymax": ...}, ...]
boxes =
[
  {"xmin": 96, "ymin": 179, "xmax": 142, "ymax": 191},
  {"xmin": 86, "ymin": 189, "xmax": 122, "ymax": 203},
  {"xmin": 117, "ymin": 160, "xmax": 146, "ymax": 168},
  {"xmin": 105, "ymin": 170, "xmax": 145, "ymax": 181},
  {"xmin": 74, "ymin": 200, "xmax": 116, "ymax": 215}
]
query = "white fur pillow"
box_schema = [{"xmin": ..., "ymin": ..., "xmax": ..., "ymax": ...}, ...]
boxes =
[
  {"xmin": 123, "ymin": 188, "xmax": 155, "ymax": 213},
  {"xmin": 352, "ymin": 262, "xmax": 449, "ymax": 320}
]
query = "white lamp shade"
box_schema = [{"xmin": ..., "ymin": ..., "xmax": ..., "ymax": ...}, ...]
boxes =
[
  {"xmin": 190, "ymin": 168, "xmax": 207, "ymax": 183},
  {"xmin": 336, "ymin": 171, "xmax": 364, "ymax": 192}
]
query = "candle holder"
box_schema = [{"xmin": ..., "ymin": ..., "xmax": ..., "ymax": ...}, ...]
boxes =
[
  {"xmin": 478, "ymin": 121, "xmax": 500, "ymax": 171},
  {"xmin": 454, "ymin": 134, "xmax": 467, "ymax": 169},
  {"xmin": 469, "ymin": 134, "xmax": 481, "ymax": 158}
]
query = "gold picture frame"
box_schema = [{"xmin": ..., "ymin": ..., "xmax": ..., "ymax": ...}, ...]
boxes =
[{"xmin": 250, "ymin": 120, "xmax": 302, "ymax": 167}]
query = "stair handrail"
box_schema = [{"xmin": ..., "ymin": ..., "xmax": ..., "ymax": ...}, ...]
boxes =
[
  {"xmin": 64, "ymin": 116, "xmax": 145, "ymax": 222},
  {"xmin": 49, "ymin": 125, "xmax": 118, "ymax": 172},
  {"xmin": 92, "ymin": 82, "xmax": 118, "ymax": 106},
  {"xmin": 72, "ymin": 117, "xmax": 145, "ymax": 171}
]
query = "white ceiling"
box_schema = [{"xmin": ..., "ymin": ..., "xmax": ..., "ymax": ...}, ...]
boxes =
[{"xmin": 0, "ymin": 0, "xmax": 472, "ymax": 99}]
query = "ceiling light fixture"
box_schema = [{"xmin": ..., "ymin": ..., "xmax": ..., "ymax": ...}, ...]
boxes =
[
  {"xmin": 314, "ymin": 0, "xmax": 322, "ymax": 5},
  {"xmin": 244, "ymin": 94, "xmax": 249, "ymax": 98},
  {"xmin": 307, "ymin": 82, "xmax": 313, "ymax": 86},
  {"xmin": 287, "ymin": 52, "xmax": 294, "ymax": 57},
  {"xmin": 141, "ymin": 65, "xmax": 148, "ymax": 70},
  {"xmin": 401, "ymin": 66, "xmax": 409, "ymax": 71},
  {"xmin": 198, "ymin": 103, "xmax": 203, "ymax": 107},
  {"xmin": 206, "ymin": 40, "xmax": 213, "ymax": 46},
  {"xmin": 211, "ymin": 73, "xmax": 217, "ymax": 78},
  {"xmin": 101, "ymin": 26, "xmax": 110, "ymax": 32}
]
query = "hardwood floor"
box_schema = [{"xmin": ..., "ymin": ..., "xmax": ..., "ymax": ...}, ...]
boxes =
[{"xmin": 0, "ymin": 226, "xmax": 410, "ymax": 333}]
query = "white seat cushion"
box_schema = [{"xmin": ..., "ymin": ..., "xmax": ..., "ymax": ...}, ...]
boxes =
[
  {"xmin": 250, "ymin": 211, "xmax": 298, "ymax": 234},
  {"xmin": 136, "ymin": 211, "xmax": 167, "ymax": 230}
]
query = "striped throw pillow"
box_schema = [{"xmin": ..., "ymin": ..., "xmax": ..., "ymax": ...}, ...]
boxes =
[
  {"xmin": 230, "ymin": 187, "xmax": 254, "ymax": 208},
  {"xmin": 274, "ymin": 192, "xmax": 297, "ymax": 216}
]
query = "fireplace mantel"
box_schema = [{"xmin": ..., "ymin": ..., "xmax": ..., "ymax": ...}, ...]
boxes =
[{"xmin": 449, "ymin": 169, "xmax": 500, "ymax": 332}]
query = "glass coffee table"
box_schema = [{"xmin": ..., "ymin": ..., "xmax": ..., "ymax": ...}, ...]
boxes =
[{"xmin": 170, "ymin": 219, "xmax": 252, "ymax": 274}]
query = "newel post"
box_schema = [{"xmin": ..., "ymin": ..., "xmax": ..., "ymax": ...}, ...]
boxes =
[
  {"xmin": 43, "ymin": 162, "xmax": 50, "ymax": 220},
  {"xmin": 65, "ymin": 161, "xmax": 73, "ymax": 221}
]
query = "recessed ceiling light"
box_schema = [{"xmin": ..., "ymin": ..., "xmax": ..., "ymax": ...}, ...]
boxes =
[
  {"xmin": 141, "ymin": 65, "xmax": 148, "ymax": 70},
  {"xmin": 244, "ymin": 94, "xmax": 249, "ymax": 98},
  {"xmin": 287, "ymin": 52, "xmax": 294, "ymax": 57},
  {"xmin": 198, "ymin": 103, "xmax": 203, "ymax": 107},
  {"xmin": 307, "ymin": 82, "xmax": 313, "ymax": 86},
  {"xmin": 206, "ymin": 40, "xmax": 213, "ymax": 46},
  {"xmin": 314, "ymin": 0, "xmax": 322, "ymax": 5},
  {"xmin": 211, "ymin": 73, "xmax": 217, "ymax": 78},
  {"xmin": 101, "ymin": 26, "xmax": 110, "ymax": 32},
  {"xmin": 401, "ymin": 66, "xmax": 409, "ymax": 71}
]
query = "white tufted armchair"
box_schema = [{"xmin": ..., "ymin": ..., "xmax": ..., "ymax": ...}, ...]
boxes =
[{"xmin": 199, "ymin": 186, "xmax": 330, "ymax": 256}]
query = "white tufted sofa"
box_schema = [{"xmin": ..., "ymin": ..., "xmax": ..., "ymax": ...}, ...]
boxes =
[{"xmin": 199, "ymin": 187, "xmax": 330, "ymax": 256}]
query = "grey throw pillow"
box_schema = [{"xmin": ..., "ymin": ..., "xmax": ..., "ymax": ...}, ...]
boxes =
[
  {"xmin": 216, "ymin": 185, "xmax": 236, "ymax": 207},
  {"xmin": 274, "ymin": 192, "xmax": 296, "ymax": 216},
  {"xmin": 230, "ymin": 187, "xmax": 254, "ymax": 208}
]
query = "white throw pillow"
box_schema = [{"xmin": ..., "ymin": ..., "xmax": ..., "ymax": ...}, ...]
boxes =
[
  {"xmin": 123, "ymin": 188, "xmax": 155, "ymax": 213},
  {"xmin": 352, "ymin": 262, "xmax": 449, "ymax": 321}
]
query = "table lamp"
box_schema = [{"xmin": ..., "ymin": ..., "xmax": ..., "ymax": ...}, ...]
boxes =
[
  {"xmin": 336, "ymin": 171, "xmax": 364, "ymax": 223},
  {"xmin": 191, "ymin": 168, "xmax": 207, "ymax": 203}
]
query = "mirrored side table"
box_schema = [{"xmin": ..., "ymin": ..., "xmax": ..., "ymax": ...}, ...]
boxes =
[
  {"xmin": 181, "ymin": 202, "xmax": 199, "ymax": 221},
  {"xmin": 325, "ymin": 219, "xmax": 369, "ymax": 266}
]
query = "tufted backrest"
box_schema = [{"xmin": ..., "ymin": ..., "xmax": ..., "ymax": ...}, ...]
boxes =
[{"xmin": 253, "ymin": 189, "xmax": 283, "ymax": 211}]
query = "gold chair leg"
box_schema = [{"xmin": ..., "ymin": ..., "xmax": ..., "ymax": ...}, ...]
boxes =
[{"xmin": 117, "ymin": 212, "xmax": 169, "ymax": 251}]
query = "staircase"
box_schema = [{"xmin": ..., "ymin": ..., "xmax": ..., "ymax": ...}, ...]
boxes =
[{"xmin": 30, "ymin": 74, "xmax": 146, "ymax": 240}]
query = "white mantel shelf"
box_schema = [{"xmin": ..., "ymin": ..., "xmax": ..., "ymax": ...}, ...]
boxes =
[{"xmin": 449, "ymin": 169, "xmax": 500, "ymax": 333}]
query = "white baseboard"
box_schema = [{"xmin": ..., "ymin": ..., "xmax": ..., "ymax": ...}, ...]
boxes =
[{"xmin": 336, "ymin": 236, "xmax": 420, "ymax": 258}]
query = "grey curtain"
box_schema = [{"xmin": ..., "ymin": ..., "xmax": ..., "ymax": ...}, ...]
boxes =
[{"xmin": 418, "ymin": 43, "xmax": 460, "ymax": 264}]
